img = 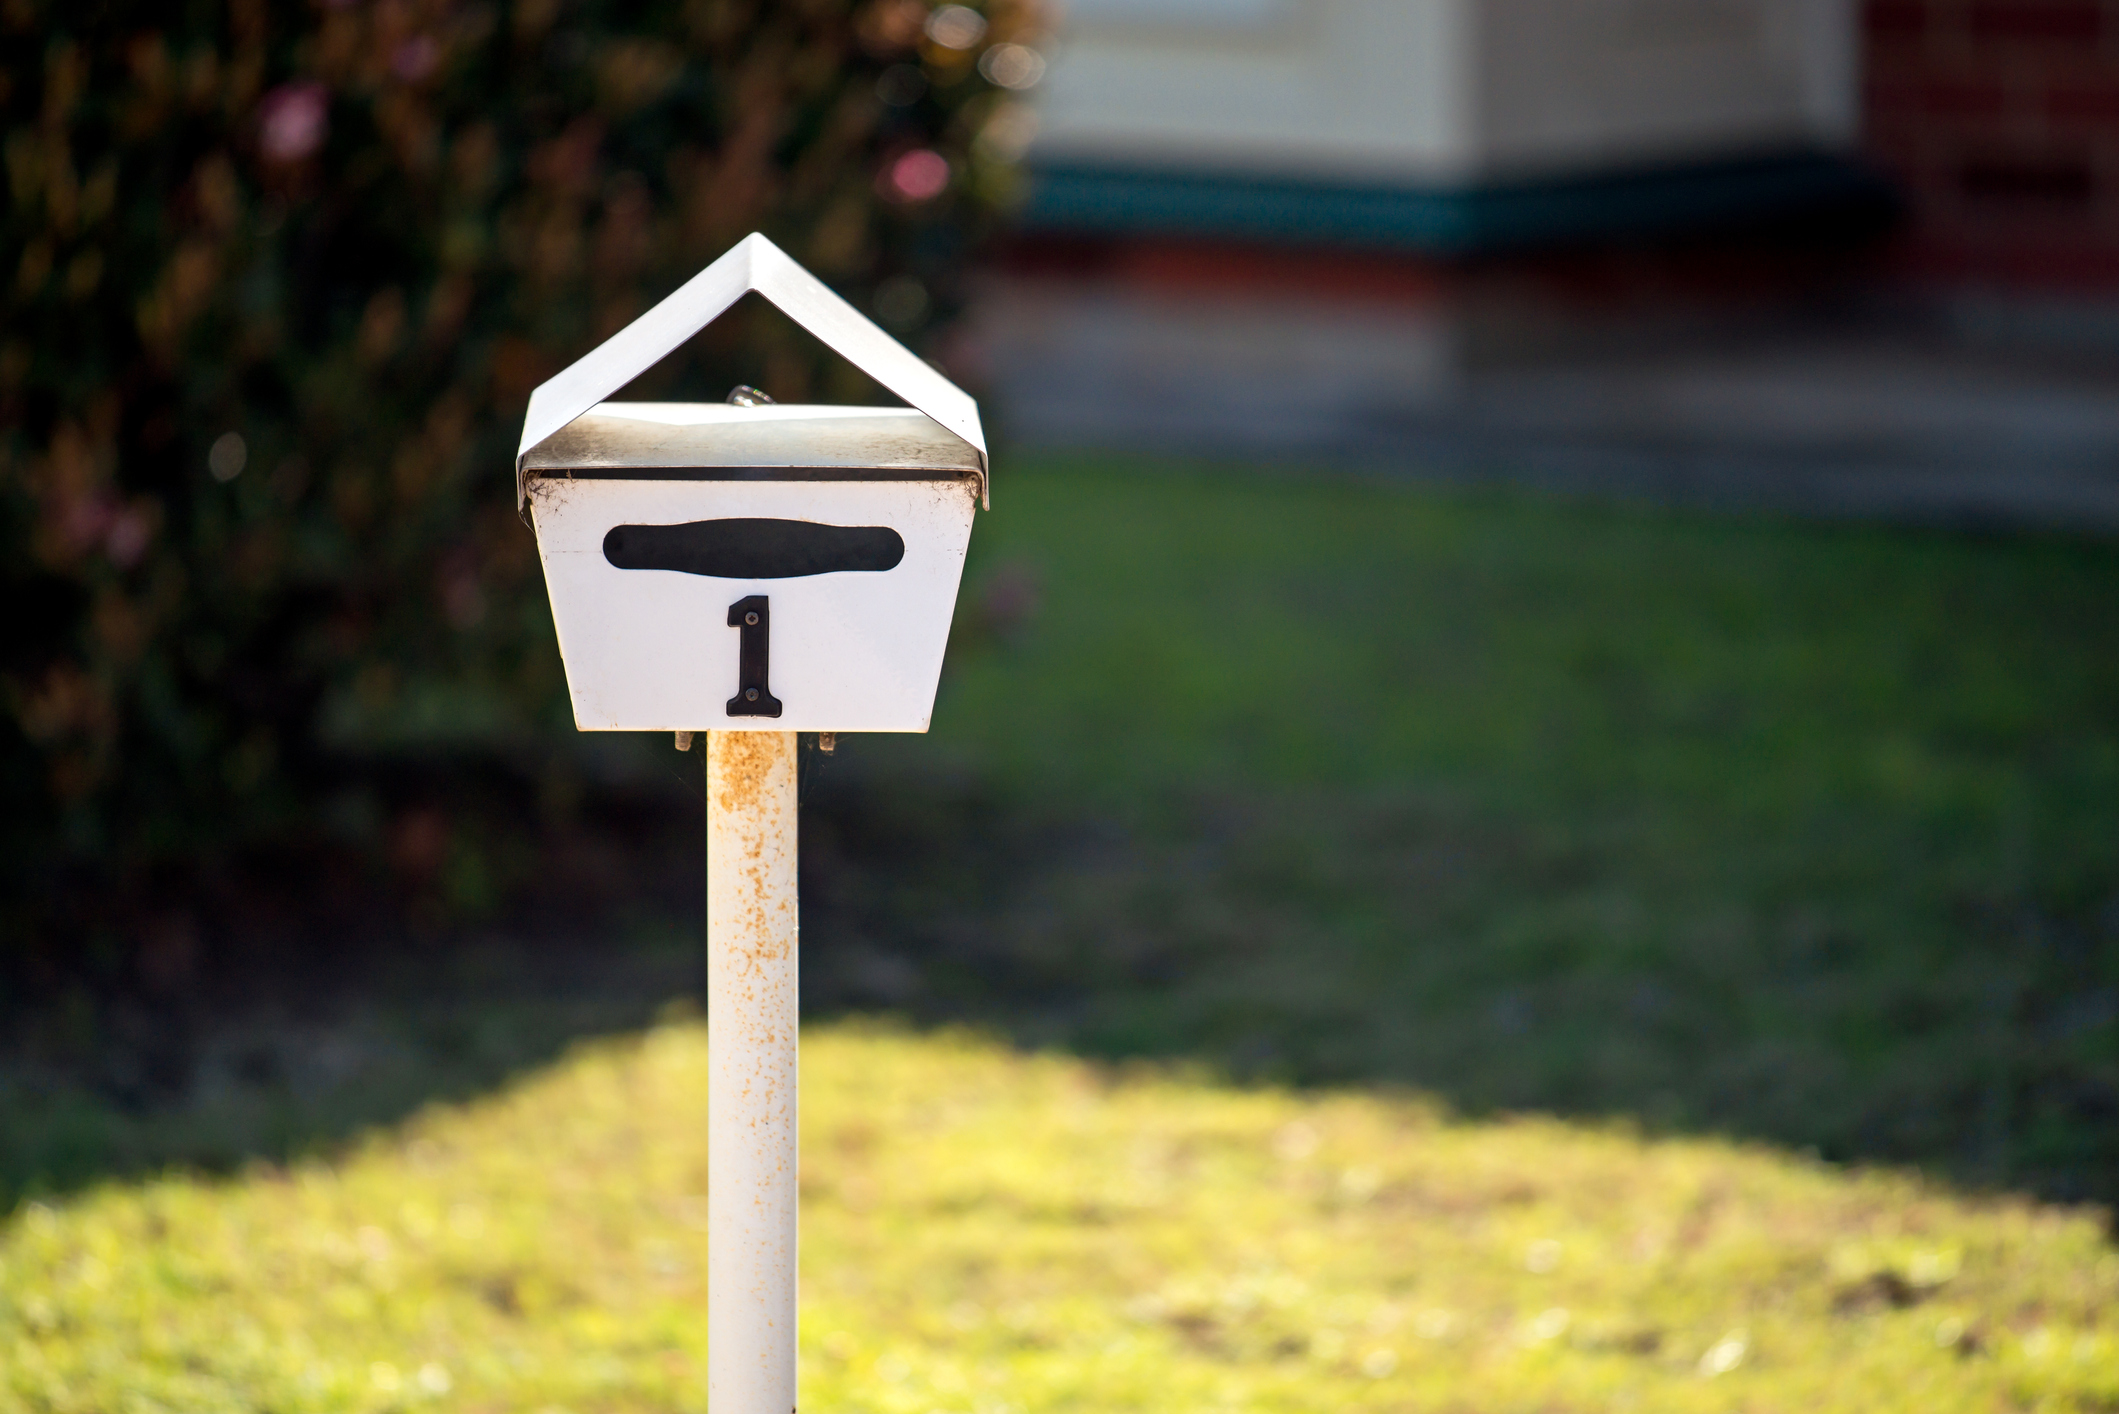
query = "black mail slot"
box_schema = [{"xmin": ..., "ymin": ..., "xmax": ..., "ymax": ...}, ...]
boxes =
[{"xmin": 603, "ymin": 517, "xmax": 905, "ymax": 578}]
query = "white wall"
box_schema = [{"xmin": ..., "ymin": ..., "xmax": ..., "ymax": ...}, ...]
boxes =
[
  {"xmin": 1033, "ymin": 0, "xmax": 1858, "ymax": 185},
  {"xmin": 1035, "ymin": 0, "xmax": 1475, "ymax": 181},
  {"xmin": 1473, "ymin": 0, "xmax": 1858, "ymax": 177}
]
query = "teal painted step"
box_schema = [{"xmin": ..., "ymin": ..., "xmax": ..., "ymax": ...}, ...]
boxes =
[{"xmin": 1020, "ymin": 151, "xmax": 1897, "ymax": 254}]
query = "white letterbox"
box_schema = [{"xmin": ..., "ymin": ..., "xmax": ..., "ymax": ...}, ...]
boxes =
[{"xmin": 514, "ymin": 234, "xmax": 989, "ymax": 733}]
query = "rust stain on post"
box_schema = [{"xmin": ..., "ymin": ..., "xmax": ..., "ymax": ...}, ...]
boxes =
[{"xmin": 707, "ymin": 729, "xmax": 799, "ymax": 1414}]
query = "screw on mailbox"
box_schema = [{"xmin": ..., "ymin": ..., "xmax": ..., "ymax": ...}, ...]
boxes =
[{"xmin": 512, "ymin": 233, "xmax": 990, "ymax": 1414}]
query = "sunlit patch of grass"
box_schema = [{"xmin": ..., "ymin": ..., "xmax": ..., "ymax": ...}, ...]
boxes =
[{"xmin": 4, "ymin": 1021, "xmax": 2115, "ymax": 1412}]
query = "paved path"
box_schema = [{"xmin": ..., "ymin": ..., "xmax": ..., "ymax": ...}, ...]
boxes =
[{"xmin": 971, "ymin": 288, "xmax": 2119, "ymax": 533}]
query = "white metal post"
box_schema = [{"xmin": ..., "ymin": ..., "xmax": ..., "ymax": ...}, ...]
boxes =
[{"xmin": 707, "ymin": 730, "xmax": 800, "ymax": 1414}]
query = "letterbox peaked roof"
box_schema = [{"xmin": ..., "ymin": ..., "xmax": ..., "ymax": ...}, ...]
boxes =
[{"xmin": 514, "ymin": 232, "xmax": 987, "ymax": 508}]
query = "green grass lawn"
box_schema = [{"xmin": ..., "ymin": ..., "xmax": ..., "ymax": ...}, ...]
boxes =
[
  {"xmin": 6, "ymin": 1022, "xmax": 2116, "ymax": 1413},
  {"xmin": 5, "ymin": 457, "xmax": 2119, "ymax": 1409},
  {"xmin": 822, "ymin": 458, "xmax": 2119, "ymax": 1197}
]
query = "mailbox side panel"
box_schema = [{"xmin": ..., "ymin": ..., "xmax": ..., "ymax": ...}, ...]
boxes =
[{"xmin": 528, "ymin": 478, "xmax": 976, "ymax": 732}]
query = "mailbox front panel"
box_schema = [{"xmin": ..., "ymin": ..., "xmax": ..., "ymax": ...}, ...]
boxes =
[{"xmin": 528, "ymin": 476, "xmax": 976, "ymax": 732}]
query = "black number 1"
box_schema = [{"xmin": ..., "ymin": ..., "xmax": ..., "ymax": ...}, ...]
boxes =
[{"xmin": 726, "ymin": 595, "xmax": 783, "ymax": 718}]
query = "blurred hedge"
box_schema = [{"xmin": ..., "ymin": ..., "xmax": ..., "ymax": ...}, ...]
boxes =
[{"xmin": 1, "ymin": 0, "xmax": 1042, "ymax": 955}]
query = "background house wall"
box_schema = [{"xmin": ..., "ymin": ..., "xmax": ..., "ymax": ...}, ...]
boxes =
[
  {"xmin": 1866, "ymin": 0, "xmax": 2119, "ymax": 288},
  {"xmin": 964, "ymin": 0, "xmax": 2119, "ymax": 525},
  {"xmin": 1026, "ymin": 0, "xmax": 2119, "ymax": 286},
  {"xmin": 1035, "ymin": 0, "xmax": 1858, "ymax": 189}
]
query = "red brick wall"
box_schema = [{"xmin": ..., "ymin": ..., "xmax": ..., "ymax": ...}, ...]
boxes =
[{"xmin": 1867, "ymin": 0, "xmax": 2119, "ymax": 287}]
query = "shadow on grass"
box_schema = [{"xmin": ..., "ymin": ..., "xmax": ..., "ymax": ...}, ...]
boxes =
[
  {"xmin": 3, "ymin": 742, "xmax": 2114, "ymax": 1221},
  {"xmin": 796, "ymin": 755, "xmax": 2119, "ymax": 1214},
  {"xmin": 0, "ymin": 750, "xmax": 713, "ymax": 1213},
  {"xmin": 0, "ymin": 937, "xmax": 695, "ymax": 1209}
]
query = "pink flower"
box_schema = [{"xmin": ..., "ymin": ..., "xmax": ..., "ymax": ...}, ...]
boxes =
[
  {"xmin": 258, "ymin": 82, "xmax": 329, "ymax": 163},
  {"xmin": 881, "ymin": 149, "xmax": 950, "ymax": 203}
]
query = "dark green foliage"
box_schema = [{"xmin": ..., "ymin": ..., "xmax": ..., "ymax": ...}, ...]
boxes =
[{"xmin": 0, "ymin": 0, "xmax": 1039, "ymax": 949}]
